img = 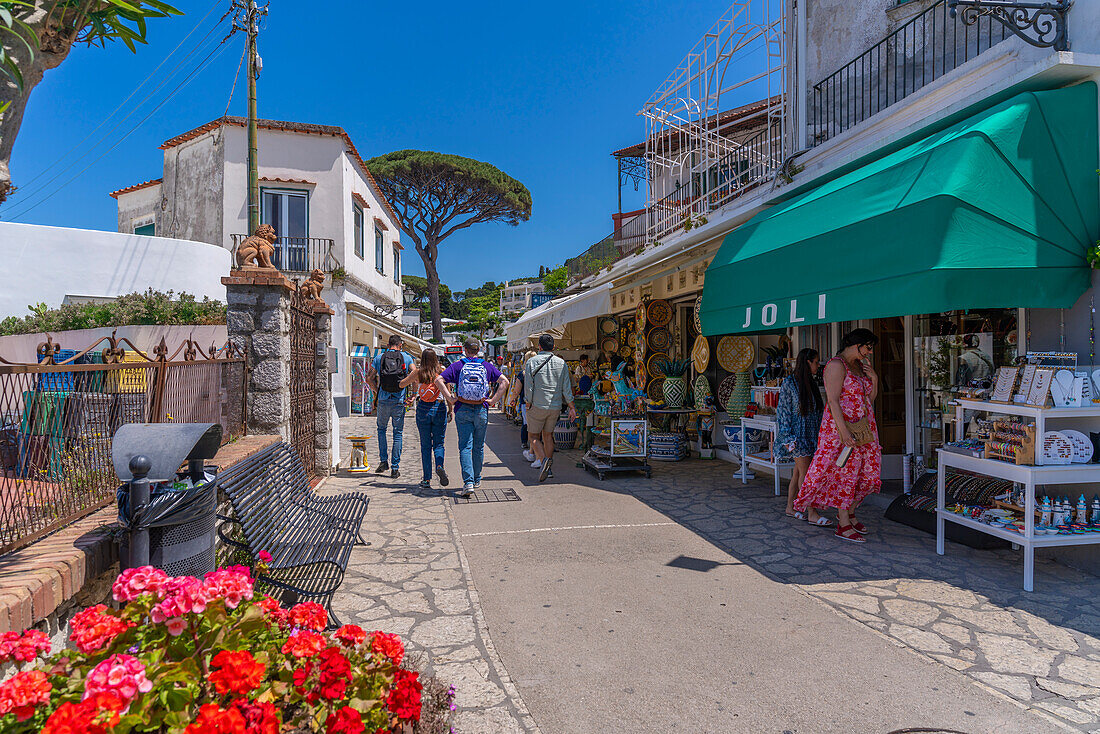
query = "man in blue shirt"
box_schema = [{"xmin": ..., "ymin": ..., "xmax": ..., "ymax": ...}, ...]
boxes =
[{"xmin": 369, "ymin": 334, "xmax": 415, "ymax": 478}]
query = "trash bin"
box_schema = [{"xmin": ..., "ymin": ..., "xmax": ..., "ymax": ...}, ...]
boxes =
[{"xmin": 113, "ymin": 423, "xmax": 223, "ymax": 576}]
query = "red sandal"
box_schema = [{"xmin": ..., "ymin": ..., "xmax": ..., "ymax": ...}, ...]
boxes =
[
  {"xmin": 850, "ymin": 518, "xmax": 868, "ymax": 535},
  {"xmin": 835, "ymin": 525, "xmax": 866, "ymax": 543}
]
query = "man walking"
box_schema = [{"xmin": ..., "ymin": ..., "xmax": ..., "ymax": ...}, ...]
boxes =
[
  {"xmin": 524, "ymin": 333, "xmax": 577, "ymax": 482},
  {"xmin": 369, "ymin": 334, "xmax": 414, "ymax": 479},
  {"xmin": 436, "ymin": 337, "xmax": 509, "ymax": 497}
]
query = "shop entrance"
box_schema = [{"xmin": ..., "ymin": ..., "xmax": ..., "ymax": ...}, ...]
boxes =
[{"xmin": 873, "ymin": 317, "xmax": 906, "ymax": 455}]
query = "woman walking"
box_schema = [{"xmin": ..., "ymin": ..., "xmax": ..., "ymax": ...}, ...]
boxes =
[
  {"xmin": 777, "ymin": 348, "xmax": 829, "ymax": 526},
  {"xmin": 794, "ymin": 329, "xmax": 882, "ymax": 543},
  {"xmin": 519, "ymin": 351, "xmax": 537, "ymax": 462},
  {"xmin": 399, "ymin": 348, "xmax": 451, "ymax": 489}
]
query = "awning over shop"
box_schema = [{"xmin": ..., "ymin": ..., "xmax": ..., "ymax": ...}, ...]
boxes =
[
  {"xmin": 700, "ymin": 83, "xmax": 1098, "ymax": 336},
  {"xmin": 350, "ymin": 346, "xmax": 372, "ymax": 358},
  {"xmin": 485, "ymin": 336, "xmax": 508, "ymax": 347},
  {"xmin": 506, "ymin": 284, "xmax": 612, "ymax": 351}
]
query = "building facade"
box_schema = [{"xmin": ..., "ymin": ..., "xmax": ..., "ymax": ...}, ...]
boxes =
[{"xmin": 499, "ymin": 280, "xmax": 546, "ymax": 316}]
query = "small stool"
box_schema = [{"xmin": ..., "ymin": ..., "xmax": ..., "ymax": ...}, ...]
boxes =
[{"xmin": 347, "ymin": 435, "xmax": 372, "ymax": 473}]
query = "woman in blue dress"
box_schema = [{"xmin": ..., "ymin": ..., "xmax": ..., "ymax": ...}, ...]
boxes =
[{"xmin": 777, "ymin": 348, "xmax": 829, "ymax": 525}]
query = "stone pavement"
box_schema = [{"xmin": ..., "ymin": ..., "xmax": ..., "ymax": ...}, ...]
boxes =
[
  {"xmin": 570, "ymin": 446, "xmax": 1100, "ymax": 731},
  {"xmin": 331, "ymin": 415, "xmax": 538, "ymax": 734}
]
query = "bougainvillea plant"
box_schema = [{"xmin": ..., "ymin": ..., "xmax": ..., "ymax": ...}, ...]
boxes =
[{"xmin": 0, "ymin": 564, "xmax": 422, "ymax": 733}]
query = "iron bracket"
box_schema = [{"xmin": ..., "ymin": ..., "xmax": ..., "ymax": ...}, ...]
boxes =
[{"xmin": 948, "ymin": 0, "xmax": 1071, "ymax": 51}]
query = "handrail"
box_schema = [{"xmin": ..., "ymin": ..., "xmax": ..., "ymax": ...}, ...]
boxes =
[{"xmin": 229, "ymin": 235, "xmax": 336, "ymax": 273}]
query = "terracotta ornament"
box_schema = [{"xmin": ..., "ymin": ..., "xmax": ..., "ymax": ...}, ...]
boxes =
[
  {"xmin": 235, "ymin": 224, "xmax": 278, "ymax": 269},
  {"xmin": 299, "ymin": 269, "xmax": 326, "ymax": 300}
]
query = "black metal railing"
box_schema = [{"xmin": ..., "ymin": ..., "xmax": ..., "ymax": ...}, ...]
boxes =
[
  {"xmin": 565, "ymin": 205, "xmax": 650, "ymax": 284},
  {"xmin": 230, "ymin": 235, "xmax": 336, "ymax": 274},
  {"xmin": 811, "ymin": 0, "xmax": 1012, "ymax": 146}
]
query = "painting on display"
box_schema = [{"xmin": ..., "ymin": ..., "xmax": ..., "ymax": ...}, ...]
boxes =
[{"xmin": 611, "ymin": 419, "xmax": 648, "ymax": 457}]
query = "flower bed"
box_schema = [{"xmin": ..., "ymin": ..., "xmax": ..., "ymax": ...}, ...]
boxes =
[{"xmin": 0, "ymin": 563, "xmax": 426, "ymax": 733}]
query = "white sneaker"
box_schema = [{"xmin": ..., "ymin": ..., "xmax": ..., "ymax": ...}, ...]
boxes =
[
  {"xmin": 531, "ymin": 459, "xmax": 542, "ymax": 468},
  {"xmin": 522, "ymin": 449, "xmax": 535, "ymax": 462}
]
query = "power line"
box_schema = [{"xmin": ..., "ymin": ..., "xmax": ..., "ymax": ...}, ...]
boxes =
[
  {"xmin": 9, "ymin": 0, "xmax": 226, "ymax": 194},
  {"xmin": 2, "ymin": 11, "xmax": 232, "ymax": 214},
  {"xmin": 4, "ymin": 32, "xmax": 239, "ymax": 221},
  {"xmin": 224, "ymin": 42, "xmax": 246, "ymax": 117}
]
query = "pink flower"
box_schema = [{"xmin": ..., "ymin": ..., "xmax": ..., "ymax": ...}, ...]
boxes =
[
  {"xmin": 112, "ymin": 566, "xmax": 170, "ymax": 603},
  {"xmin": 83, "ymin": 654, "xmax": 152, "ymax": 712},
  {"xmin": 202, "ymin": 568, "xmax": 254, "ymax": 609},
  {"xmin": 164, "ymin": 618, "xmax": 188, "ymax": 636},
  {"xmin": 0, "ymin": 629, "xmax": 51, "ymax": 663},
  {"xmin": 257, "ymin": 550, "xmax": 273, "ymax": 564},
  {"xmin": 150, "ymin": 577, "xmax": 208, "ymax": 623}
]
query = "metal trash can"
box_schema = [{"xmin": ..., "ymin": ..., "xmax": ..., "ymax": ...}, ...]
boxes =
[{"xmin": 113, "ymin": 423, "xmax": 222, "ymax": 576}]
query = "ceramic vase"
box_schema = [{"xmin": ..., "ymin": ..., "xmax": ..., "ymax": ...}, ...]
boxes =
[{"xmin": 662, "ymin": 376, "xmax": 687, "ymax": 408}]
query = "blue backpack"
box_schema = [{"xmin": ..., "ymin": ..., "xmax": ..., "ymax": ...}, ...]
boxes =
[{"xmin": 456, "ymin": 358, "xmax": 492, "ymax": 402}]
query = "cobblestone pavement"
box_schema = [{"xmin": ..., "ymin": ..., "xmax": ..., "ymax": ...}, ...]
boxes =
[
  {"xmin": 590, "ymin": 451, "xmax": 1100, "ymax": 732},
  {"xmin": 330, "ymin": 416, "xmax": 539, "ymax": 734}
]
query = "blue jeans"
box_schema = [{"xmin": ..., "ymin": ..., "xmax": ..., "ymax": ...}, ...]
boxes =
[
  {"xmin": 454, "ymin": 403, "xmax": 488, "ymax": 486},
  {"xmin": 415, "ymin": 400, "xmax": 447, "ymax": 481},
  {"xmin": 376, "ymin": 399, "xmax": 406, "ymax": 470}
]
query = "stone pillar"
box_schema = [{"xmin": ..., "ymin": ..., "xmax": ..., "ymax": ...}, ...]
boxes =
[
  {"xmin": 221, "ymin": 269, "xmax": 295, "ymax": 440},
  {"xmin": 313, "ymin": 304, "xmax": 334, "ymax": 473}
]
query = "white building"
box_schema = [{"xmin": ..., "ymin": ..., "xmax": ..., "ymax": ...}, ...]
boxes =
[
  {"xmin": 499, "ymin": 280, "xmax": 545, "ymax": 315},
  {"xmin": 110, "ymin": 116, "xmax": 429, "ymax": 409}
]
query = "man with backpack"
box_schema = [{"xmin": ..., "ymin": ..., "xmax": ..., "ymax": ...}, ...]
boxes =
[
  {"xmin": 369, "ymin": 334, "xmax": 415, "ymax": 479},
  {"xmin": 435, "ymin": 337, "xmax": 509, "ymax": 497},
  {"xmin": 524, "ymin": 333, "xmax": 577, "ymax": 482}
]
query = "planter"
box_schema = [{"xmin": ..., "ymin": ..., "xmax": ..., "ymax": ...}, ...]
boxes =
[{"xmin": 662, "ymin": 376, "xmax": 687, "ymax": 408}]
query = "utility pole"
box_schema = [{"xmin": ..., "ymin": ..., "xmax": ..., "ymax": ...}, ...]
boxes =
[{"xmin": 232, "ymin": 0, "xmax": 268, "ymax": 233}]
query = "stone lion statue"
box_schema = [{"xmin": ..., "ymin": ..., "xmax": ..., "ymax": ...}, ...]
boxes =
[
  {"xmin": 235, "ymin": 224, "xmax": 278, "ymax": 269},
  {"xmin": 299, "ymin": 269, "xmax": 325, "ymax": 300}
]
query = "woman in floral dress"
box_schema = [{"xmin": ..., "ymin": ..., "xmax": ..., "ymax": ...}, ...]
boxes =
[
  {"xmin": 794, "ymin": 329, "xmax": 882, "ymax": 543},
  {"xmin": 776, "ymin": 348, "xmax": 827, "ymax": 525}
]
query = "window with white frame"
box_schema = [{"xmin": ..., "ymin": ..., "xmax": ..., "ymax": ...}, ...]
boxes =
[
  {"xmin": 353, "ymin": 206, "xmax": 364, "ymax": 259},
  {"xmin": 375, "ymin": 227, "xmax": 384, "ymax": 273},
  {"xmin": 393, "ymin": 247, "xmax": 400, "ymax": 284}
]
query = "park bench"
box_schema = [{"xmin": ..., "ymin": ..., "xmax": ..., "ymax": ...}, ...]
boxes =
[{"xmin": 215, "ymin": 441, "xmax": 368, "ymax": 626}]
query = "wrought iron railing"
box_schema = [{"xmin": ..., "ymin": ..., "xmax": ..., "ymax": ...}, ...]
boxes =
[
  {"xmin": 0, "ymin": 333, "xmax": 247, "ymax": 555},
  {"xmin": 230, "ymin": 235, "xmax": 336, "ymax": 274},
  {"xmin": 565, "ymin": 204, "xmax": 650, "ymax": 284},
  {"xmin": 810, "ymin": 0, "xmax": 1014, "ymax": 146}
]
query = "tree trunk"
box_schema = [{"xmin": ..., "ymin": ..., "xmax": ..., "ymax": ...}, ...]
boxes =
[
  {"xmin": 423, "ymin": 254, "xmax": 443, "ymax": 343},
  {"xmin": 0, "ymin": 7, "xmax": 74, "ymax": 204}
]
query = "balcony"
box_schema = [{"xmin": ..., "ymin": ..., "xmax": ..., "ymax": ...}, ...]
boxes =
[{"xmin": 230, "ymin": 234, "xmax": 336, "ymax": 274}]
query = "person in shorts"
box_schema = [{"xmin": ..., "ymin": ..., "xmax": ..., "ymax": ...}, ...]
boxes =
[{"xmin": 524, "ymin": 334, "xmax": 577, "ymax": 482}]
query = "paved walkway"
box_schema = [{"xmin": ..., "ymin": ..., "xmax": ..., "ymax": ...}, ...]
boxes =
[{"xmin": 333, "ymin": 412, "xmax": 1100, "ymax": 733}]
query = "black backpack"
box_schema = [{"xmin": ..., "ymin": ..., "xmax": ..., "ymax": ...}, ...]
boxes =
[{"xmin": 379, "ymin": 350, "xmax": 407, "ymax": 393}]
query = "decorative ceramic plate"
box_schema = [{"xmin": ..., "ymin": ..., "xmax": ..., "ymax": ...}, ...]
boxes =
[
  {"xmin": 694, "ymin": 374, "xmax": 711, "ymax": 410},
  {"xmin": 647, "ymin": 327, "xmax": 671, "ymax": 352},
  {"xmin": 691, "ymin": 335, "xmax": 709, "ymax": 374},
  {"xmin": 635, "ymin": 336, "xmax": 645, "ymax": 363},
  {"xmin": 716, "ymin": 374, "xmax": 739, "ymax": 409},
  {"xmin": 636, "ymin": 302, "xmax": 647, "ymax": 332},
  {"xmin": 635, "ymin": 369, "xmax": 646, "ymax": 391},
  {"xmin": 1041, "ymin": 431, "xmax": 1074, "ymax": 465},
  {"xmin": 1062, "ymin": 429, "xmax": 1094, "ymax": 463},
  {"xmin": 600, "ymin": 336, "xmax": 618, "ymax": 354},
  {"xmin": 716, "ymin": 335, "xmax": 754, "ymax": 373},
  {"xmin": 646, "ymin": 352, "xmax": 669, "ymax": 378},
  {"xmin": 618, "ymin": 344, "xmax": 632, "ymax": 359},
  {"xmin": 647, "ymin": 377, "xmax": 666, "ymax": 402},
  {"xmin": 647, "ymin": 299, "xmax": 673, "ymax": 328},
  {"xmin": 693, "ymin": 295, "xmax": 703, "ymax": 335},
  {"xmin": 599, "ymin": 316, "xmax": 619, "ymax": 336}
]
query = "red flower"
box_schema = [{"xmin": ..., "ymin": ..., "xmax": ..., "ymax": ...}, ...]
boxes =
[
  {"xmin": 293, "ymin": 646, "xmax": 351, "ymax": 703},
  {"xmin": 0, "ymin": 629, "xmax": 51, "ymax": 663},
  {"xmin": 184, "ymin": 703, "xmax": 247, "ymax": 734},
  {"xmin": 112, "ymin": 566, "xmax": 170, "ymax": 602},
  {"xmin": 282, "ymin": 629, "xmax": 326, "ymax": 659},
  {"xmin": 0, "ymin": 669, "xmax": 52, "ymax": 721},
  {"xmin": 288, "ymin": 601, "xmax": 327, "ymax": 631},
  {"xmin": 210, "ymin": 650, "xmax": 266, "ymax": 696},
  {"xmin": 386, "ymin": 669, "xmax": 422, "ymax": 721},
  {"xmin": 69, "ymin": 604, "xmax": 133, "ymax": 654},
  {"xmin": 150, "ymin": 576, "xmax": 208, "ymax": 623},
  {"xmin": 256, "ymin": 596, "xmax": 287, "ymax": 625},
  {"xmin": 232, "ymin": 699, "xmax": 280, "ymax": 734},
  {"xmin": 41, "ymin": 695, "xmax": 122, "ymax": 734},
  {"xmin": 257, "ymin": 550, "xmax": 273, "ymax": 564},
  {"xmin": 370, "ymin": 631, "xmax": 404, "ymax": 666},
  {"xmin": 83, "ymin": 654, "xmax": 152, "ymax": 713},
  {"xmin": 326, "ymin": 705, "xmax": 365, "ymax": 734},
  {"xmin": 203, "ymin": 568, "xmax": 254, "ymax": 609},
  {"xmin": 334, "ymin": 624, "xmax": 366, "ymax": 647}
]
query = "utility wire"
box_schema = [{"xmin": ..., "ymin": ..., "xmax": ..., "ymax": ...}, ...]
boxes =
[
  {"xmin": 224, "ymin": 42, "xmax": 247, "ymax": 116},
  {"xmin": 3, "ymin": 12, "xmax": 232, "ymax": 214},
  {"xmin": 9, "ymin": 0, "xmax": 226, "ymax": 194},
  {"xmin": 5, "ymin": 32, "xmax": 239, "ymax": 221}
]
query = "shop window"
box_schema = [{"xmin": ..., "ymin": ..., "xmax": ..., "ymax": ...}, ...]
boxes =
[{"xmin": 134, "ymin": 222, "xmax": 155, "ymax": 236}]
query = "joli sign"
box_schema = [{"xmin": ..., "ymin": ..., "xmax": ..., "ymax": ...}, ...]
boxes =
[{"xmin": 740, "ymin": 294, "xmax": 827, "ymax": 330}]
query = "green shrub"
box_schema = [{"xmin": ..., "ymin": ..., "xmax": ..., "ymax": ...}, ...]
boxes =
[{"xmin": 0, "ymin": 290, "xmax": 226, "ymax": 336}]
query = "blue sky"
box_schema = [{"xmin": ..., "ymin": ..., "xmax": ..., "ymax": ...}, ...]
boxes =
[{"xmin": 4, "ymin": 0, "xmax": 739, "ymax": 290}]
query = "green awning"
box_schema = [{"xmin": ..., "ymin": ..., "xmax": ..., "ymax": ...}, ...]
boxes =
[
  {"xmin": 485, "ymin": 336, "xmax": 508, "ymax": 347},
  {"xmin": 700, "ymin": 83, "xmax": 1098, "ymax": 336}
]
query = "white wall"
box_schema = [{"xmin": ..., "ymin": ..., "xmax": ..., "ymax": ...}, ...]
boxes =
[
  {"xmin": 0, "ymin": 222, "xmax": 231, "ymax": 318},
  {"xmin": 115, "ymin": 184, "xmax": 161, "ymax": 234},
  {"xmin": 341, "ymin": 151, "xmax": 402, "ymax": 305}
]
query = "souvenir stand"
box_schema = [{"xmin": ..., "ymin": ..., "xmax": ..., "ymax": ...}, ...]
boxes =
[
  {"xmin": 349, "ymin": 346, "xmax": 374, "ymax": 415},
  {"xmin": 936, "ymin": 352, "xmax": 1100, "ymax": 591}
]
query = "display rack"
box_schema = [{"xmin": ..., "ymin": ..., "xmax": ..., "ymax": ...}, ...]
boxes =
[
  {"xmin": 938, "ymin": 399, "xmax": 1100, "ymax": 591},
  {"xmin": 581, "ymin": 412, "xmax": 651, "ymax": 480},
  {"xmin": 739, "ymin": 416, "xmax": 792, "ymax": 496}
]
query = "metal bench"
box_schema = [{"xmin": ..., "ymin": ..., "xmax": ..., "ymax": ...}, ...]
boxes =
[{"xmin": 215, "ymin": 442, "xmax": 368, "ymax": 625}]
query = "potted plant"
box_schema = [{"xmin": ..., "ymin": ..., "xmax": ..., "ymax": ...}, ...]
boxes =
[{"xmin": 656, "ymin": 358, "xmax": 691, "ymax": 409}]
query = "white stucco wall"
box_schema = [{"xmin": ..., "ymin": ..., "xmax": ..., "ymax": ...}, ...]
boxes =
[
  {"xmin": 0, "ymin": 222, "xmax": 231, "ymax": 318},
  {"xmin": 342, "ymin": 151, "xmax": 402, "ymax": 305}
]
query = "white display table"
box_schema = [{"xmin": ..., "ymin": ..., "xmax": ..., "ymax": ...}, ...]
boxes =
[{"xmin": 739, "ymin": 416, "xmax": 792, "ymax": 496}]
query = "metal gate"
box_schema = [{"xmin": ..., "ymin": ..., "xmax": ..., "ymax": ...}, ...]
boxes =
[{"xmin": 289, "ymin": 290, "xmax": 317, "ymax": 476}]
